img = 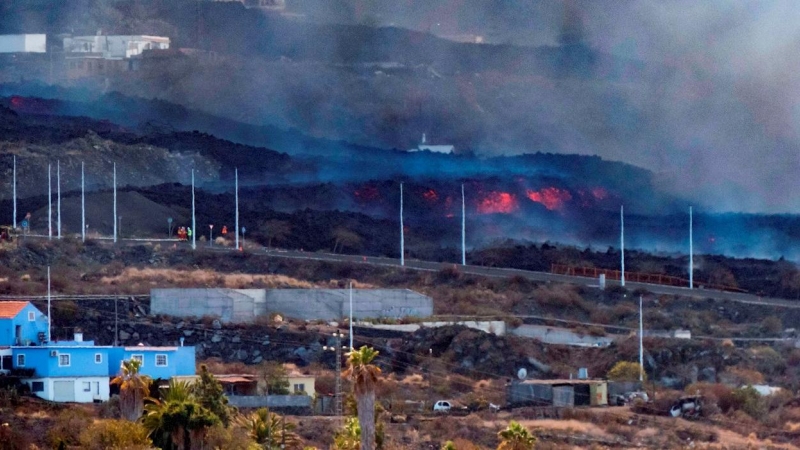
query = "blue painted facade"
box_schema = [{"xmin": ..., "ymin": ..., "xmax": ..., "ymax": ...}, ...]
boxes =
[
  {"xmin": 0, "ymin": 303, "xmax": 48, "ymax": 346},
  {"xmin": 12, "ymin": 345, "xmax": 110, "ymax": 377},
  {"xmin": 1, "ymin": 301, "xmax": 197, "ymax": 402},
  {"xmin": 107, "ymin": 346, "xmax": 196, "ymax": 380}
]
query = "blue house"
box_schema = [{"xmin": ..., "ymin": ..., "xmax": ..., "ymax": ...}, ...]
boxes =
[
  {"xmin": 12, "ymin": 338, "xmax": 113, "ymax": 402},
  {"xmin": 107, "ymin": 345, "xmax": 196, "ymax": 381},
  {"xmin": 0, "ymin": 301, "xmax": 197, "ymax": 403},
  {"xmin": 0, "ymin": 301, "xmax": 48, "ymax": 346}
]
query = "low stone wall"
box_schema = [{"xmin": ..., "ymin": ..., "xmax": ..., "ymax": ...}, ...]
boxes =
[
  {"xmin": 356, "ymin": 321, "xmax": 507, "ymax": 336},
  {"xmin": 227, "ymin": 394, "xmax": 312, "ymax": 412}
]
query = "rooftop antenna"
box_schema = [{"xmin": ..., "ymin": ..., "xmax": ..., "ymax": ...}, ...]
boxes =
[
  {"xmin": 349, "ymin": 281, "xmax": 354, "ymax": 350},
  {"xmin": 81, "ymin": 162, "xmax": 85, "ymax": 242},
  {"xmin": 57, "ymin": 160, "xmax": 61, "ymax": 239},
  {"xmin": 113, "ymin": 162, "xmax": 117, "ymax": 243},
  {"xmin": 689, "ymin": 206, "xmax": 693, "ymax": 289},
  {"xmin": 235, "ymin": 167, "xmax": 239, "ymax": 250},
  {"xmin": 192, "ymin": 169, "xmax": 196, "ymax": 250},
  {"xmin": 461, "ymin": 183, "xmax": 466, "ymax": 265},
  {"xmin": 400, "ymin": 182, "xmax": 404, "ymax": 266},
  {"xmin": 639, "ymin": 295, "xmax": 644, "ymax": 381},
  {"xmin": 12, "ymin": 155, "xmax": 16, "ymax": 229},
  {"xmin": 47, "ymin": 266, "xmax": 51, "ymax": 342},
  {"xmin": 48, "ymin": 163, "xmax": 52, "ymax": 240},
  {"xmin": 620, "ymin": 205, "xmax": 625, "ymax": 287}
]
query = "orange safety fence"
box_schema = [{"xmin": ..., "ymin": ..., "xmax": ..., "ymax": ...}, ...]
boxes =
[{"xmin": 550, "ymin": 264, "xmax": 747, "ymax": 293}]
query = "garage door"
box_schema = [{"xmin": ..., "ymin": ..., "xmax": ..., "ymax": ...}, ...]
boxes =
[{"xmin": 53, "ymin": 380, "xmax": 75, "ymax": 402}]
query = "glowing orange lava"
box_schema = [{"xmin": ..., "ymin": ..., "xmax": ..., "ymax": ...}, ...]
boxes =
[
  {"xmin": 353, "ymin": 185, "xmax": 380, "ymax": 201},
  {"xmin": 422, "ymin": 189, "xmax": 438, "ymax": 202},
  {"xmin": 525, "ymin": 187, "xmax": 572, "ymax": 210},
  {"xmin": 478, "ymin": 192, "xmax": 518, "ymax": 214},
  {"xmin": 592, "ymin": 187, "xmax": 608, "ymax": 200}
]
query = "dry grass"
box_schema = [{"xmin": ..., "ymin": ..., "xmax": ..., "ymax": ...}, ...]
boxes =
[{"xmin": 99, "ymin": 267, "xmax": 320, "ymax": 289}]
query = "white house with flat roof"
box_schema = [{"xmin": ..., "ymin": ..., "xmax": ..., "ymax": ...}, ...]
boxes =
[
  {"xmin": 408, "ymin": 134, "xmax": 455, "ymax": 154},
  {"xmin": 0, "ymin": 34, "xmax": 46, "ymax": 53},
  {"xmin": 63, "ymin": 35, "xmax": 169, "ymax": 60}
]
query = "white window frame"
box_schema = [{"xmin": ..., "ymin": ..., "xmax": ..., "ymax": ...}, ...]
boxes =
[
  {"xmin": 294, "ymin": 383, "xmax": 305, "ymax": 393},
  {"xmin": 155, "ymin": 354, "xmax": 168, "ymax": 367},
  {"xmin": 16, "ymin": 354, "xmax": 25, "ymax": 367},
  {"xmin": 58, "ymin": 353, "xmax": 71, "ymax": 367},
  {"xmin": 27, "ymin": 311, "xmax": 35, "ymax": 321},
  {"xmin": 94, "ymin": 353, "xmax": 103, "ymax": 364},
  {"xmin": 131, "ymin": 354, "xmax": 144, "ymax": 366}
]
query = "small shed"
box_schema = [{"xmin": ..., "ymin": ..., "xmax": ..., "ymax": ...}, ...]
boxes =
[{"xmin": 509, "ymin": 379, "xmax": 607, "ymax": 408}]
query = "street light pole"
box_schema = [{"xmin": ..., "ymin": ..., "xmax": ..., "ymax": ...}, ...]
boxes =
[
  {"xmin": 639, "ymin": 295, "xmax": 644, "ymax": 382},
  {"xmin": 113, "ymin": 163, "xmax": 117, "ymax": 243},
  {"xmin": 12, "ymin": 155, "xmax": 16, "ymax": 230},
  {"xmin": 48, "ymin": 163, "xmax": 52, "ymax": 239},
  {"xmin": 235, "ymin": 167, "xmax": 239, "ymax": 250},
  {"xmin": 57, "ymin": 160, "xmax": 61, "ymax": 239},
  {"xmin": 400, "ymin": 182, "xmax": 404, "ymax": 266},
  {"xmin": 81, "ymin": 162, "xmax": 85, "ymax": 242}
]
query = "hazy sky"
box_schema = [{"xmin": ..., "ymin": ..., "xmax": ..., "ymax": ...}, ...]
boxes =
[{"xmin": 326, "ymin": 1, "xmax": 800, "ymax": 213}]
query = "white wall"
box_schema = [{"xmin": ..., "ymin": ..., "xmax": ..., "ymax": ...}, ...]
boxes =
[
  {"xmin": 25, "ymin": 377, "xmax": 110, "ymax": 403},
  {"xmin": 0, "ymin": 34, "xmax": 46, "ymax": 53}
]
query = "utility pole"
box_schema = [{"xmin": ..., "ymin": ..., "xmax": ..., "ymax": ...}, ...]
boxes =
[
  {"xmin": 191, "ymin": 169, "xmax": 196, "ymax": 250},
  {"xmin": 620, "ymin": 205, "xmax": 625, "ymax": 287},
  {"xmin": 400, "ymin": 182, "xmax": 404, "ymax": 266},
  {"xmin": 639, "ymin": 295, "xmax": 644, "ymax": 382},
  {"xmin": 114, "ymin": 297, "xmax": 118, "ymax": 346},
  {"xmin": 113, "ymin": 163, "xmax": 117, "ymax": 243},
  {"xmin": 325, "ymin": 331, "xmax": 346, "ymax": 417},
  {"xmin": 12, "ymin": 155, "xmax": 16, "ymax": 229},
  {"xmin": 689, "ymin": 206, "xmax": 693, "ymax": 289},
  {"xmin": 461, "ymin": 183, "xmax": 466, "ymax": 266},
  {"xmin": 48, "ymin": 163, "xmax": 52, "ymax": 239},
  {"xmin": 57, "ymin": 160, "xmax": 61, "ymax": 239},
  {"xmin": 235, "ymin": 168, "xmax": 239, "ymax": 250},
  {"xmin": 47, "ymin": 266, "xmax": 51, "ymax": 342},
  {"xmin": 349, "ymin": 281, "xmax": 354, "ymax": 350},
  {"xmin": 81, "ymin": 162, "xmax": 85, "ymax": 242}
]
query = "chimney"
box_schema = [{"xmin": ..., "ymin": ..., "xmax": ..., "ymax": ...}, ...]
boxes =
[{"xmin": 74, "ymin": 332, "xmax": 83, "ymax": 342}]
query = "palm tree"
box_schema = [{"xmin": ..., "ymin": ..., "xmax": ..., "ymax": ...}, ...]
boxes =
[
  {"xmin": 237, "ymin": 407, "xmax": 300, "ymax": 449},
  {"xmin": 343, "ymin": 346, "xmax": 381, "ymax": 450},
  {"xmin": 142, "ymin": 379, "xmax": 219, "ymax": 450},
  {"xmin": 111, "ymin": 359, "xmax": 152, "ymax": 421},
  {"xmin": 497, "ymin": 421, "xmax": 536, "ymax": 450}
]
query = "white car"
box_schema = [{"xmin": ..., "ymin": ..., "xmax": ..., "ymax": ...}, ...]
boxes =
[{"xmin": 433, "ymin": 400, "xmax": 452, "ymax": 413}]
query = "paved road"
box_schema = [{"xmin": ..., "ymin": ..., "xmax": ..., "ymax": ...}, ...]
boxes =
[
  {"xmin": 12, "ymin": 234, "xmax": 800, "ymax": 309},
  {"xmin": 261, "ymin": 249, "xmax": 800, "ymax": 309}
]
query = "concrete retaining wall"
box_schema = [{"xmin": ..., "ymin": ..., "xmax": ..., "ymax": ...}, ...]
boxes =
[
  {"xmin": 151, "ymin": 289, "xmax": 265, "ymax": 323},
  {"xmin": 150, "ymin": 288, "xmax": 432, "ymax": 322},
  {"xmin": 264, "ymin": 289, "xmax": 433, "ymax": 321},
  {"xmin": 510, "ymin": 325, "xmax": 617, "ymax": 347}
]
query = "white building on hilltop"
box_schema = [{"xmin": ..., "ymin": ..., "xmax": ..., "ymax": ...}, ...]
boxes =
[
  {"xmin": 0, "ymin": 34, "xmax": 47, "ymax": 53},
  {"xmin": 408, "ymin": 133, "xmax": 455, "ymax": 154},
  {"xmin": 63, "ymin": 35, "xmax": 169, "ymax": 60}
]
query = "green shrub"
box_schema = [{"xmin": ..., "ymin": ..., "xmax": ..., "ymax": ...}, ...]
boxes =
[
  {"xmin": 731, "ymin": 386, "xmax": 767, "ymax": 419},
  {"xmin": 78, "ymin": 419, "xmax": 153, "ymax": 450},
  {"xmin": 607, "ymin": 361, "xmax": 645, "ymax": 382},
  {"xmin": 46, "ymin": 409, "xmax": 93, "ymax": 448}
]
